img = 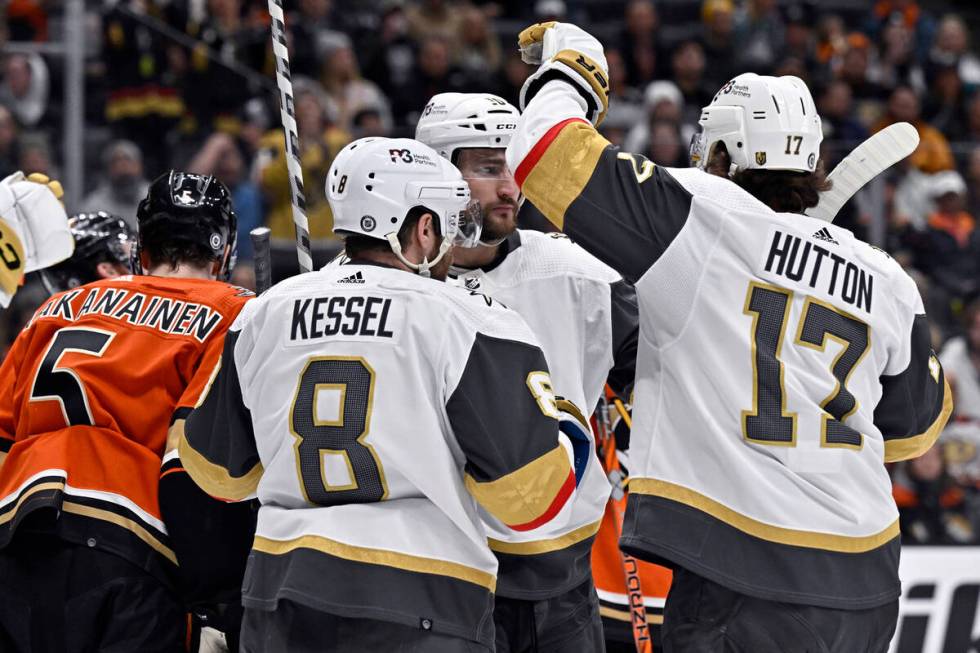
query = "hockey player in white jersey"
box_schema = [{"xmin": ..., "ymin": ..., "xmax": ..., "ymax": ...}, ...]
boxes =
[
  {"xmin": 0, "ymin": 172, "xmax": 72, "ymax": 307},
  {"xmin": 507, "ymin": 23, "xmax": 952, "ymax": 653},
  {"xmin": 178, "ymin": 137, "xmax": 588, "ymax": 652},
  {"xmin": 417, "ymin": 92, "xmax": 638, "ymax": 653}
]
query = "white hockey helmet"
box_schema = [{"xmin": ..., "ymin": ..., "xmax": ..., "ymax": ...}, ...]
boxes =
[
  {"xmin": 415, "ymin": 93, "xmax": 520, "ymax": 163},
  {"xmin": 326, "ymin": 137, "xmax": 481, "ymax": 276},
  {"xmin": 691, "ymin": 73, "xmax": 823, "ymax": 174}
]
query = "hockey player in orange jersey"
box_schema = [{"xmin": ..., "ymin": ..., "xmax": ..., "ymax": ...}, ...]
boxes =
[{"xmin": 0, "ymin": 171, "xmax": 251, "ymax": 652}]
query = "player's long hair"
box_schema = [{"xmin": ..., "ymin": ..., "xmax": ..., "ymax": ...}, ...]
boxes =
[{"xmin": 707, "ymin": 143, "xmax": 832, "ymax": 214}]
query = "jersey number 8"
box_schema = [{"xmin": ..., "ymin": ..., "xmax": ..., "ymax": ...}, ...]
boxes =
[{"xmin": 290, "ymin": 356, "xmax": 388, "ymax": 506}]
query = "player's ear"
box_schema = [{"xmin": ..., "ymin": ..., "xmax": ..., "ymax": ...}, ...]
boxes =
[
  {"xmin": 414, "ymin": 212, "xmax": 438, "ymax": 253},
  {"xmin": 96, "ymin": 261, "xmax": 126, "ymax": 279}
]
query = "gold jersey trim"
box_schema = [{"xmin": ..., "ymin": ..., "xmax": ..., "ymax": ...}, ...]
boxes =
[
  {"xmin": 629, "ymin": 478, "xmax": 899, "ymax": 553},
  {"xmin": 883, "ymin": 376, "xmax": 953, "ymax": 463},
  {"xmin": 61, "ymin": 501, "xmax": 177, "ymax": 565},
  {"xmin": 520, "ymin": 121, "xmax": 609, "ymax": 228},
  {"xmin": 598, "ymin": 605, "xmax": 663, "ymax": 625},
  {"xmin": 487, "ymin": 519, "xmax": 601, "ymax": 555},
  {"xmin": 253, "ymin": 534, "xmax": 496, "ymax": 592},
  {"xmin": 177, "ymin": 420, "xmax": 263, "ymax": 501},
  {"xmin": 465, "ymin": 444, "xmax": 572, "ymax": 528},
  {"xmin": 0, "ymin": 481, "xmax": 65, "ymax": 525}
]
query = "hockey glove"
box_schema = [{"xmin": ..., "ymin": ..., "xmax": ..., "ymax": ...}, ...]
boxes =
[
  {"xmin": 557, "ymin": 398, "xmax": 593, "ymax": 486},
  {"xmin": 0, "ymin": 171, "xmax": 72, "ymax": 307},
  {"xmin": 518, "ymin": 22, "xmax": 610, "ymax": 127}
]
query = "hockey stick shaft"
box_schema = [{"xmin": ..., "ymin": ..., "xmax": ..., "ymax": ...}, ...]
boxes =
[
  {"xmin": 608, "ymin": 395, "xmax": 653, "ymax": 653},
  {"xmin": 250, "ymin": 227, "xmax": 272, "ymax": 294},
  {"xmin": 806, "ymin": 122, "xmax": 919, "ymax": 223},
  {"xmin": 267, "ymin": 0, "xmax": 313, "ymax": 274}
]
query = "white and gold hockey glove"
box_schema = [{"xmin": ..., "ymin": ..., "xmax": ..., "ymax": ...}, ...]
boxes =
[
  {"xmin": 518, "ymin": 22, "xmax": 610, "ymax": 126},
  {"xmin": 0, "ymin": 171, "xmax": 72, "ymax": 307}
]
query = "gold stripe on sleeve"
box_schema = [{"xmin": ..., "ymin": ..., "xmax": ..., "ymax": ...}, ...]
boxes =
[
  {"xmin": 487, "ymin": 519, "xmax": 601, "ymax": 555},
  {"xmin": 465, "ymin": 444, "xmax": 571, "ymax": 528},
  {"xmin": 884, "ymin": 376, "xmax": 953, "ymax": 463},
  {"xmin": 521, "ymin": 122, "xmax": 610, "ymax": 228},
  {"xmin": 177, "ymin": 420, "xmax": 263, "ymax": 501}
]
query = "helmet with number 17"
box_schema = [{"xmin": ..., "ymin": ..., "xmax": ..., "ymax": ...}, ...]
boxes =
[{"xmin": 691, "ymin": 73, "xmax": 823, "ymax": 174}]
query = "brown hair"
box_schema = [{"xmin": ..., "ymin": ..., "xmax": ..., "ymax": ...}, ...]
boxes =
[{"xmin": 707, "ymin": 143, "xmax": 832, "ymax": 214}]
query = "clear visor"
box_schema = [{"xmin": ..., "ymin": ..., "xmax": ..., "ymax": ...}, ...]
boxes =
[
  {"xmin": 689, "ymin": 132, "xmax": 707, "ymax": 168},
  {"xmin": 462, "ymin": 162, "xmax": 515, "ymax": 181},
  {"xmin": 447, "ymin": 199, "xmax": 483, "ymax": 248}
]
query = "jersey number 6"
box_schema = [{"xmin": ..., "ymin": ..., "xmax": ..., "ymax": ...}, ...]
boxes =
[{"xmin": 290, "ymin": 356, "xmax": 388, "ymax": 506}]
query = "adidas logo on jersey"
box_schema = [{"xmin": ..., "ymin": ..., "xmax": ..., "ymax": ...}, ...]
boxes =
[
  {"xmin": 338, "ymin": 271, "xmax": 365, "ymax": 284},
  {"xmin": 812, "ymin": 227, "xmax": 839, "ymax": 245}
]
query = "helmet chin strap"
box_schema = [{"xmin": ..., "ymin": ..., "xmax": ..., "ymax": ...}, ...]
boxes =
[{"xmin": 386, "ymin": 233, "xmax": 451, "ymax": 278}]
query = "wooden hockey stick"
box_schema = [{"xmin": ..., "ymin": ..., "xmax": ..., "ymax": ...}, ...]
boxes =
[
  {"xmin": 806, "ymin": 122, "xmax": 919, "ymax": 223},
  {"xmin": 250, "ymin": 227, "xmax": 272, "ymax": 294},
  {"xmin": 267, "ymin": 0, "xmax": 313, "ymax": 274}
]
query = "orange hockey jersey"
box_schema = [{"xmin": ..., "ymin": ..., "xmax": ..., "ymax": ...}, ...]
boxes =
[{"xmin": 0, "ymin": 275, "xmax": 250, "ymax": 582}]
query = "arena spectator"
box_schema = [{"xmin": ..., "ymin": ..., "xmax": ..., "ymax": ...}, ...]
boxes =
[
  {"xmin": 391, "ymin": 36, "xmax": 469, "ymax": 127},
  {"xmin": 456, "ymin": 7, "xmax": 501, "ymax": 79},
  {"xmin": 909, "ymin": 170, "xmax": 980, "ymax": 307},
  {"xmin": 670, "ymin": 40, "xmax": 714, "ymax": 130},
  {"xmin": 874, "ymin": 11, "xmax": 927, "ymax": 94},
  {"xmin": 893, "ymin": 443, "xmax": 978, "ymax": 545},
  {"xmin": 874, "ymin": 85, "xmax": 955, "ymax": 173},
  {"xmin": 647, "ymin": 120, "xmax": 687, "ymax": 167},
  {"xmin": 940, "ymin": 301, "xmax": 980, "ymax": 422},
  {"xmin": 618, "ymin": 0, "xmax": 666, "ymax": 88},
  {"xmin": 256, "ymin": 78, "xmax": 349, "ymax": 272},
  {"xmin": 492, "ymin": 51, "xmax": 532, "ymax": 108},
  {"xmin": 819, "ymin": 79, "xmax": 869, "ymax": 158},
  {"xmin": 780, "ymin": 3, "xmax": 817, "ymax": 77},
  {"xmin": 404, "ymin": 0, "xmax": 464, "ymax": 55},
  {"xmin": 865, "ymin": 0, "xmax": 936, "ymax": 64},
  {"xmin": 966, "ymin": 146, "xmax": 980, "ymax": 219},
  {"xmin": 603, "ymin": 49, "xmax": 644, "ymax": 135},
  {"xmin": 734, "ymin": 0, "xmax": 785, "ymax": 72},
  {"xmin": 0, "ymin": 106, "xmax": 20, "ymax": 178},
  {"xmin": 101, "ymin": 1, "xmax": 185, "ymax": 175},
  {"xmin": 361, "ymin": 3, "xmax": 417, "ymax": 96},
  {"xmin": 624, "ymin": 80, "xmax": 686, "ymax": 155},
  {"xmin": 923, "ymin": 62, "xmax": 969, "ymax": 138},
  {"xmin": 16, "ymin": 134, "xmax": 52, "ymax": 178},
  {"xmin": 930, "ymin": 15, "xmax": 980, "ymax": 89},
  {"xmin": 79, "ymin": 140, "xmax": 150, "ymax": 228},
  {"xmin": 0, "ymin": 53, "xmax": 48, "ymax": 129},
  {"xmin": 837, "ymin": 33, "xmax": 889, "ymax": 125},
  {"xmin": 289, "ymin": 0, "xmax": 347, "ymax": 78},
  {"xmin": 814, "ymin": 13, "xmax": 849, "ymax": 67},
  {"xmin": 319, "ymin": 38, "xmax": 392, "ymax": 133},
  {"xmin": 187, "ymin": 131, "xmax": 264, "ymax": 261},
  {"xmin": 698, "ymin": 0, "xmax": 738, "ymax": 90}
]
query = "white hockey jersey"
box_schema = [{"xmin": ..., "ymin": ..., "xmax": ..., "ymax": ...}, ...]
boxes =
[
  {"xmin": 451, "ymin": 228, "xmax": 638, "ymax": 599},
  {"xmin": 177, "ymin": 262, "xmax": 576, "ymax": 647},
  {"xmin": 507, "ymin": 80, "xmax": 952, "ymax": 609}
]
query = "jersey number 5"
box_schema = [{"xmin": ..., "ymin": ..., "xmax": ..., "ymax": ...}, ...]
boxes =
[
  {"xmin": 742, "ymin": 282, "xmax": 870, "ymax": 450},
  {"xmin": 30, "ymin": 327, "xmax": 115, "ymax": 427},
  {"xmin": 290, "ymin": 356, "xmax": 388, "ymax": 506}
]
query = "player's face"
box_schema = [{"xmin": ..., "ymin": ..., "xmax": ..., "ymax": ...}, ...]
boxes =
[{"xmin": 456, "ymin": 148, "xmax": 519, "ymax": 243}]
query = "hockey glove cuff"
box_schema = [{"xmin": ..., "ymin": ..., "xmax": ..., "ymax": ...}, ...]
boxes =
[{"xmin": 518, "ymin": 22, "xmax": 610, "ymax": 126}]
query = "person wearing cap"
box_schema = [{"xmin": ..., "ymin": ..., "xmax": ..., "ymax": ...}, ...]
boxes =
[{"xmin": 79, "ymin": 139, "xmax": 151, "ymax": 229}]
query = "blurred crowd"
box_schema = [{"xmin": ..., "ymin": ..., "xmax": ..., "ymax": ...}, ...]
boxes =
[{"xmin": 2, "ymin": 0, "xmax": 980, "ymax": 544}]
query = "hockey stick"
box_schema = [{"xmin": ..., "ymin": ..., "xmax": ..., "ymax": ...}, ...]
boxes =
[
  {"xmin": 250, "ymin": 227, "xmax": 272, "ymax": 294},
  {"xmin": 603, "ymin": 394, "xmax": 654, "ymax": 653},
  {"xmin": 806, "ymin": 122, "xmax": 919, "ymax": 222},
  {"xmin": 267, "ymin": 0, "xmax": 313, "ymax": 274}
]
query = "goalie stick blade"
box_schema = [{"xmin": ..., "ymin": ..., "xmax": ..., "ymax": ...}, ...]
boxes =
[{"xmin": 805, "ymin": 122, "xmax": 919, "ymax": 223}]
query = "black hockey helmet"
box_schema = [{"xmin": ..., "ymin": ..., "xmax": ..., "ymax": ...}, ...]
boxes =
[
  {"xmin": 133, "ymin": 171, "xmax": 237, "ymax": 280},
  {"xmin": 39, "ymin": 211, "xmax": 134, "ymax": 294}
]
